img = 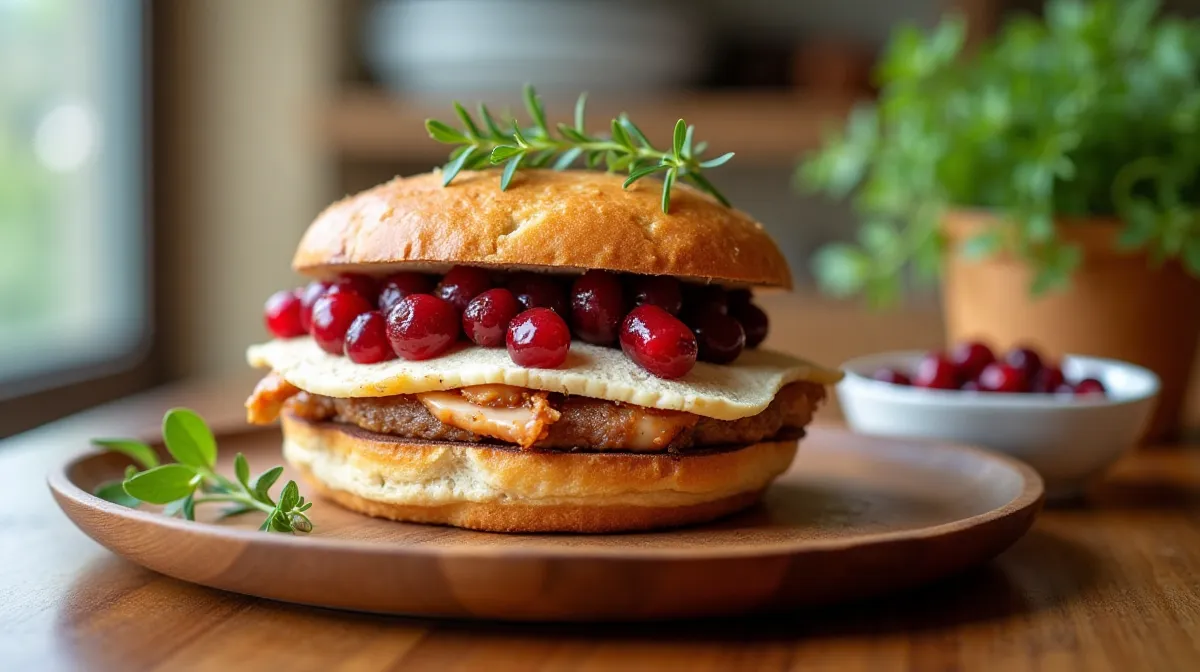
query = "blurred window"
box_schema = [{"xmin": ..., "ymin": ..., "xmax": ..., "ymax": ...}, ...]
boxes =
[{"xmin": 0, "ymin": 0, "xmax": 146, "ymax": 393}]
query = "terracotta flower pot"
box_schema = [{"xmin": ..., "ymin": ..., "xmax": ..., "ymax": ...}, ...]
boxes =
[{"xmin": 941, "ymin": 209, "xmax": 1200, "ymax": 443}]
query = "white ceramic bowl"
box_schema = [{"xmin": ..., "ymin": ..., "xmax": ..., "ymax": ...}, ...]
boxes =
[{"xmin": 836, "ymin": 351, "xmax": 1160, "ymax": 500}]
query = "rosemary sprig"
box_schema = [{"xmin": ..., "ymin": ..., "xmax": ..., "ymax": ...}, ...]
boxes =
[
  {"xmin": 91, "ymin": 408, "xmax": 314, "ymax": 534},
  {"xmin": 425, "ymin": 85, "xmax": 735, "ymax": 213}
]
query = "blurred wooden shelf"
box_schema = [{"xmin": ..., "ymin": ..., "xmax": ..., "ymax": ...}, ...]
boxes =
[{"xmin": 323, "ymin": 87, "xmax": 863, "ymax": 166}]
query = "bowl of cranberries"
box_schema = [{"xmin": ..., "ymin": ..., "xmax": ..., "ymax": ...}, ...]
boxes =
[{"xmin": 836, "ymin": 342, "xmax": 1160, "ymax": 500}]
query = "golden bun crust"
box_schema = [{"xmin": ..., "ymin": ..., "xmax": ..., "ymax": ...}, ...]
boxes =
[
  {"xmin": 282, "ymin": 413, "xmax": 799, "ymax": 533},
  {"xmin": 292, "ymin": 169, "xmax": 792, "ymax": 288}
]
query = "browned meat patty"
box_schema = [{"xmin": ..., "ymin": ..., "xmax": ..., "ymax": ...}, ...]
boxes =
[{"xmin": 283, "ymin": 382, "xmax": 823, "ymax": 453}]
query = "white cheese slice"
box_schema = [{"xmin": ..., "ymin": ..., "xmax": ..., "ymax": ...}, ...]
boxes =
[{"xmin": 247, "ymin": 337, "xmax": 842, "ymax": 421}]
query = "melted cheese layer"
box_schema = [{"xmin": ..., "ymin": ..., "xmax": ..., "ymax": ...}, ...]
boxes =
[{"xmin": 247, "ymin": 337, "xmax": 842, "ymax": 421}]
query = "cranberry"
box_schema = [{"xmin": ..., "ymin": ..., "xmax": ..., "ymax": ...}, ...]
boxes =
[
  {"xmin": 731, "ymin": 303, "xmax": 769, "ymax": 349},
  {"xmin": 570, "ymin": 270, "xmax": 626, "ymax": 345},
  {"xmin": 386, "ymin": 294, "xmax": 460, "ymax": 361},
  {"xmin": 506, "ymin": 308, "xmax": 571, "ymax": 368},
  {"xmin": 264, "ymin": 289, "xmax": 306, "ymax": 338},
  {"xmin": 1032, "ymin": 364, "xmax": 1065, "ymax": 393},
  {"xmin": 682, "ymin": 284, "xmax": 728, "ymax": 315},
  {"xmin": 1074, "ymin": 377, "xmax": 1107, "ymax": 396},
  {"xmin": 436, "ymin": 265, "xmax": 492, "ymax": 312},
  {"xmin": 344, "ymin": 311, "xmax": 395, "ymax": 364},
  {"xmin": 978, "ymin": 363, "xmax": 1026, "ymax": 393},
  {"xmin": 620, "ymin": 305, "xmax": 698, "ymax": 379},
  {"xmin": 629, "ymin": 276, "xmax": 683, "ymax": 315},
  {"xmin": 298, "ymin": 280, "xmax": 332, "ymax": 333},
  {"xmin": 872, "ymin": 368, "xmax": 911, "ymax": 386},
  {"xmin": 914, "ymin": 352, "xmax": 957, "ymax": 390},
  {"xmin": 961, "ymin": 380, "xmax": 981, "ymax": 391},
  {"xmin": 727, "ymin": 288, "xmax": 753, "ymax": 313},
  {"xmin": 949, "ymin": 341, "xmax": 995, "ymax": 383},
  {"xmin": 507, "ymin": 273, "xmax": 568, "ymax": 315},
  {"xmin": 329, "ymin": 273, "xmax": 379, "ymax": 304},
  {"xmin": 692, "ymin": 312, "xmax": 745, "ymax": 364},
  {"xmin": 463, "ymin": 288, "xmax": 520, "ymax": 348},
  {"xmin": 378, "ymin": 272, "xmax": 434, "ymax": 314},
  {"xmin": 311, "ymin": 292, "xmax": 373, "ymax": 355},
  {"xmin": 1003, "ymin": 346, "xmax": 1044, "ymax": 381}
]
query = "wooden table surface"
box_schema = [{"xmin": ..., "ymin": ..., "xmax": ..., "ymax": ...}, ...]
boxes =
[{"xmin": 3, "ymin": 295, "xmax": 1200, "ymax": 671}]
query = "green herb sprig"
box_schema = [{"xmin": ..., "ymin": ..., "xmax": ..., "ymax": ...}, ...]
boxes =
[
  {"xmin": 799, "ymin": 0, "xmax": 1200, "ymax": 305},
  {"xmin": 425, "ymin": 84, "xmax": 735, "ymax": 213},
  {"xmin": 92, "ymin": 408, "xmax": 314, "ymax": 534}
]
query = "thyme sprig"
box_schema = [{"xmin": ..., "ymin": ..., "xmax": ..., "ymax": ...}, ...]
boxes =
[{"xmin": 425, "ymin": 85, "xmax": 735, "ymax": 213}]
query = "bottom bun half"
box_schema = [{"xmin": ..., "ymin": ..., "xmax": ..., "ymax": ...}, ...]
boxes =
[{"xmin": 281, "ymin": 413, "xmax": 800, "ymax": 533}]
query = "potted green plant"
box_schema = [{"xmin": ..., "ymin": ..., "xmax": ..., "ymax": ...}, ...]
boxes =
[{"xmin": 798, "ymin": 0, "xmax": 1200, "ymax": 441}]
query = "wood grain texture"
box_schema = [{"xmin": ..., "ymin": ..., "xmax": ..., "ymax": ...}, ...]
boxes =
[{"xmin": 4, "ymin": 293, "xmax": 1200, "ymax": 670}]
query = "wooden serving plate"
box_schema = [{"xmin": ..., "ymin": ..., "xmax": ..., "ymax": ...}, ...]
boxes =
[{"xmin": 49, "ymin": 426, "xmax": 1043, "ymax": 621}]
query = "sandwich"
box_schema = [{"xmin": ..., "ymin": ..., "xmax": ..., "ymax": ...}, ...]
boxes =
[{"xmin": 245, "ymin": 168, "xmax": 842, "ymax": 532}]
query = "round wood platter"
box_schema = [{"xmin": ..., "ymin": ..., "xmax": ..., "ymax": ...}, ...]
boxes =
[{"xmin": 49, "ymin": 426, "xmax": 1043, "ymax": 621}]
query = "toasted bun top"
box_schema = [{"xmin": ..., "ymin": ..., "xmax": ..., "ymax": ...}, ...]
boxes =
[{"xmin": 292, "ymin": 169, "xmax": 792, "ymax": 288}]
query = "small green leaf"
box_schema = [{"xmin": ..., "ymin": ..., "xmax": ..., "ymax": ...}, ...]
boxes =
[
  {"xmin": 693, "ymin": 141, "xmax": 708, "ymax": 156},
  {"xmin": 94, "ymin": 479, "xmax": 140, "ymax": 507},
  {"xmin": 671, "ymin": 119, "xmax": 687, "ymax": 159},
  {"xmin": 441, "ymin": 146, "xmax": 475, "ymax": 186},
  {"xmin": 698, "ymin": 152, "xmax": 735, "ymax": 169},
  {"xmin": 610, "ymin": 119, "xmax": 634, "ymax": 150},
  {"xmin": 962, "ymin": 229, "xmax": 1004, "ymax": 259},
  {"xmin": 618, "ymin": 114, "xmax": 651, "ymax": 148},
  {"xmin": 551, "ymin": 147, "xmax": 583, "ymax": 170},
  {"xmin": 585, "ymin": 150, "xmax": 604, "ymax": 169},
  {"xmin": 523, "ymin": 84, "xmax": 548, "ymax": 134},
  {"xmin": 234, "ymin": 453, "xmax": 251, "ymax": 491},
  {"xmin": 556, "ymin": 123, "xmax": 589, "ymax": 143},
  {"xmin": 219, "ymin": 504, "xmax": 257, "ymax": 519},
  {"xmin": 478, "ymin": 103, "xmax": 505, "ymax": 137},
  {"xmin": 1117, "ymin": 201, "xmax": 1159, "ymax": 249},
  {"xmin": 623, "ymin": 164, "xmax": 668, "ymax": 188},
  {"xmin": 270, "ymin": 513, "xmax": 295, "ymax": 533},
  {"xmin": 259, "ymin": 512, "xmax": 274, "ymax": 532},
  {"xmin": 661, "ymin": 168, "xmax": 677, "ymax": 213},
  {"xmin": 489, "ymin": 145, "xmax": 523, "ymax": 163},
  {"xmin": 123, "ymin": 464, "xmax": 201, "ymax": 505},
  {"xmin": 510, "ymin": 123, "xmax": 529, "ymax": 148},
  {"xmin": 1183, "ymin": 236, "xmax": 1200, "ymax": 275},
  {"xmin": 278, "ymin": 481, "xmax": 301, "ymax": 512},
  {"xmin": 162, "ymin": 408, "xmax": 217, "ymax": 469},
  {"xmin": 452, "ymin": 102, "xmax": 482, "ymax": 139},
  {"xmin": 500, "ymin": 155, "xmax": 522, "ymax": 190},
  {"xmin": 181, "ymin": 493, "xmax": 196, "ymax": 521},
  {"xmin": 812, "ymin": 244, "xmax": 871, "ymax": 297},
  {"xmin": 92, "ymin": 439, "xmax": 159, "ymax": 470},
  {"xmin": 253, "ymin": 466, "xmax": 284, "ymax": 505},
  {"xmin": 574, "ymin": 91, "xmax": 588, "ymax": 131},
  {"xmin": 682, "ymin": 125, "xmax": 695, "ymax": 158},
  {"xmin": 425, "ymin": 119, "xmax": 468, "ymax": 144}
]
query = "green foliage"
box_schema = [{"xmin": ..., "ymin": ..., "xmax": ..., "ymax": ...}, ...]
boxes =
[
  {"xmin": 799, "ymin": 0, "xmax": 1200, "ymax": 304},
  {"xmin": 90, "ymin": 409, "xmax": 313, "ymax": 534},
  {"xmin": 426, "ymin": 85, "xmax": 734, "ymax": 213}
]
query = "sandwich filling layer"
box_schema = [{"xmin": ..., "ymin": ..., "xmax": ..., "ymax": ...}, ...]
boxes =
[{"xmin": 248, "ymin": 374, "xmax": 823, "ymax": 453}]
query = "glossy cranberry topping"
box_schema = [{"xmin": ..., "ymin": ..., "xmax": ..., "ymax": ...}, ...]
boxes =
[
  {"xmin": 310, "ymin": 292, "xmax": 372, "ymax": 355},
  {"xmin": 731, "ymin": 303, "xmax": 769, "ymax": 349},
  {"xmin": 264, "ymin": 289, "xmax": 306, "ymax": 338},
  {"xmin": 978, "ymin": 363, "xmax": 1026, "ymax": 393},
  {"xmin": 343, "ymin": 311, "xmax": 395, "ymax": 364},
  {"xmin": 1003, "ymin": 346, "xmax": 1044, "ymax": 381},
  {"xmin": 378, "ymin": 272, "xmax": 434, "ymax": 314},
  {"xmin": 463, "ymin": 288, "xmax": 521, "ymax": 348},
  {"xmin": 386, "ymin": 294, "xmax": 460, "ymax": 361},
  {"xmin": 629, "ymin": 276, "xmax": 683, "ymax": 315},
  {"xmin": 872, "ymin": 368, "xmax": 911, "ymax": 386},
  {"xmin": 328, "ymin": 273, "xmax": 379, "ymax": 304},
  {"xmin": 692, "ymin": 311, "xmax": 745, "ymax": 364},
  {"xmin": 727, "ymin": 288, "xmax": 753, "ymax": 313},
  {"xmin": 506, "ymin": 308, "xmax": 571, "ymax": 368},
  {"xmin": 681, "ymin": 284, "xmax": 728, "ymax": 324},
  {"xmin": 298, "ymin": 280, "xmax": 332, "ymax": 333},
  {"xmin": 1032, "ymin": 364, "xmax": 1065, "ymax": 393},
  {"xmin": 507, "ymin": 273, "xmax": 568, "ymax": 315},
  {"xmin": 913, "ymin": 352, "xmax": 957, "ymax": 390},
  {"xmin": 436, "ymin": 266, "xmax": 492, "ymax": 312},
  {"xmin": 1074, "ymin": 377, "xmax": 1107, "ymax": 396},
  {"xmin": 620, "ymin": 305, "xmax": 698, "ymax": 379},
  {"xmin": 570, "ymin": 270, "xmax": 626, "ymax": 345},
  {"xmin": 949, "ymin": 341, "xmax": 995, "ymax": 383}
]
